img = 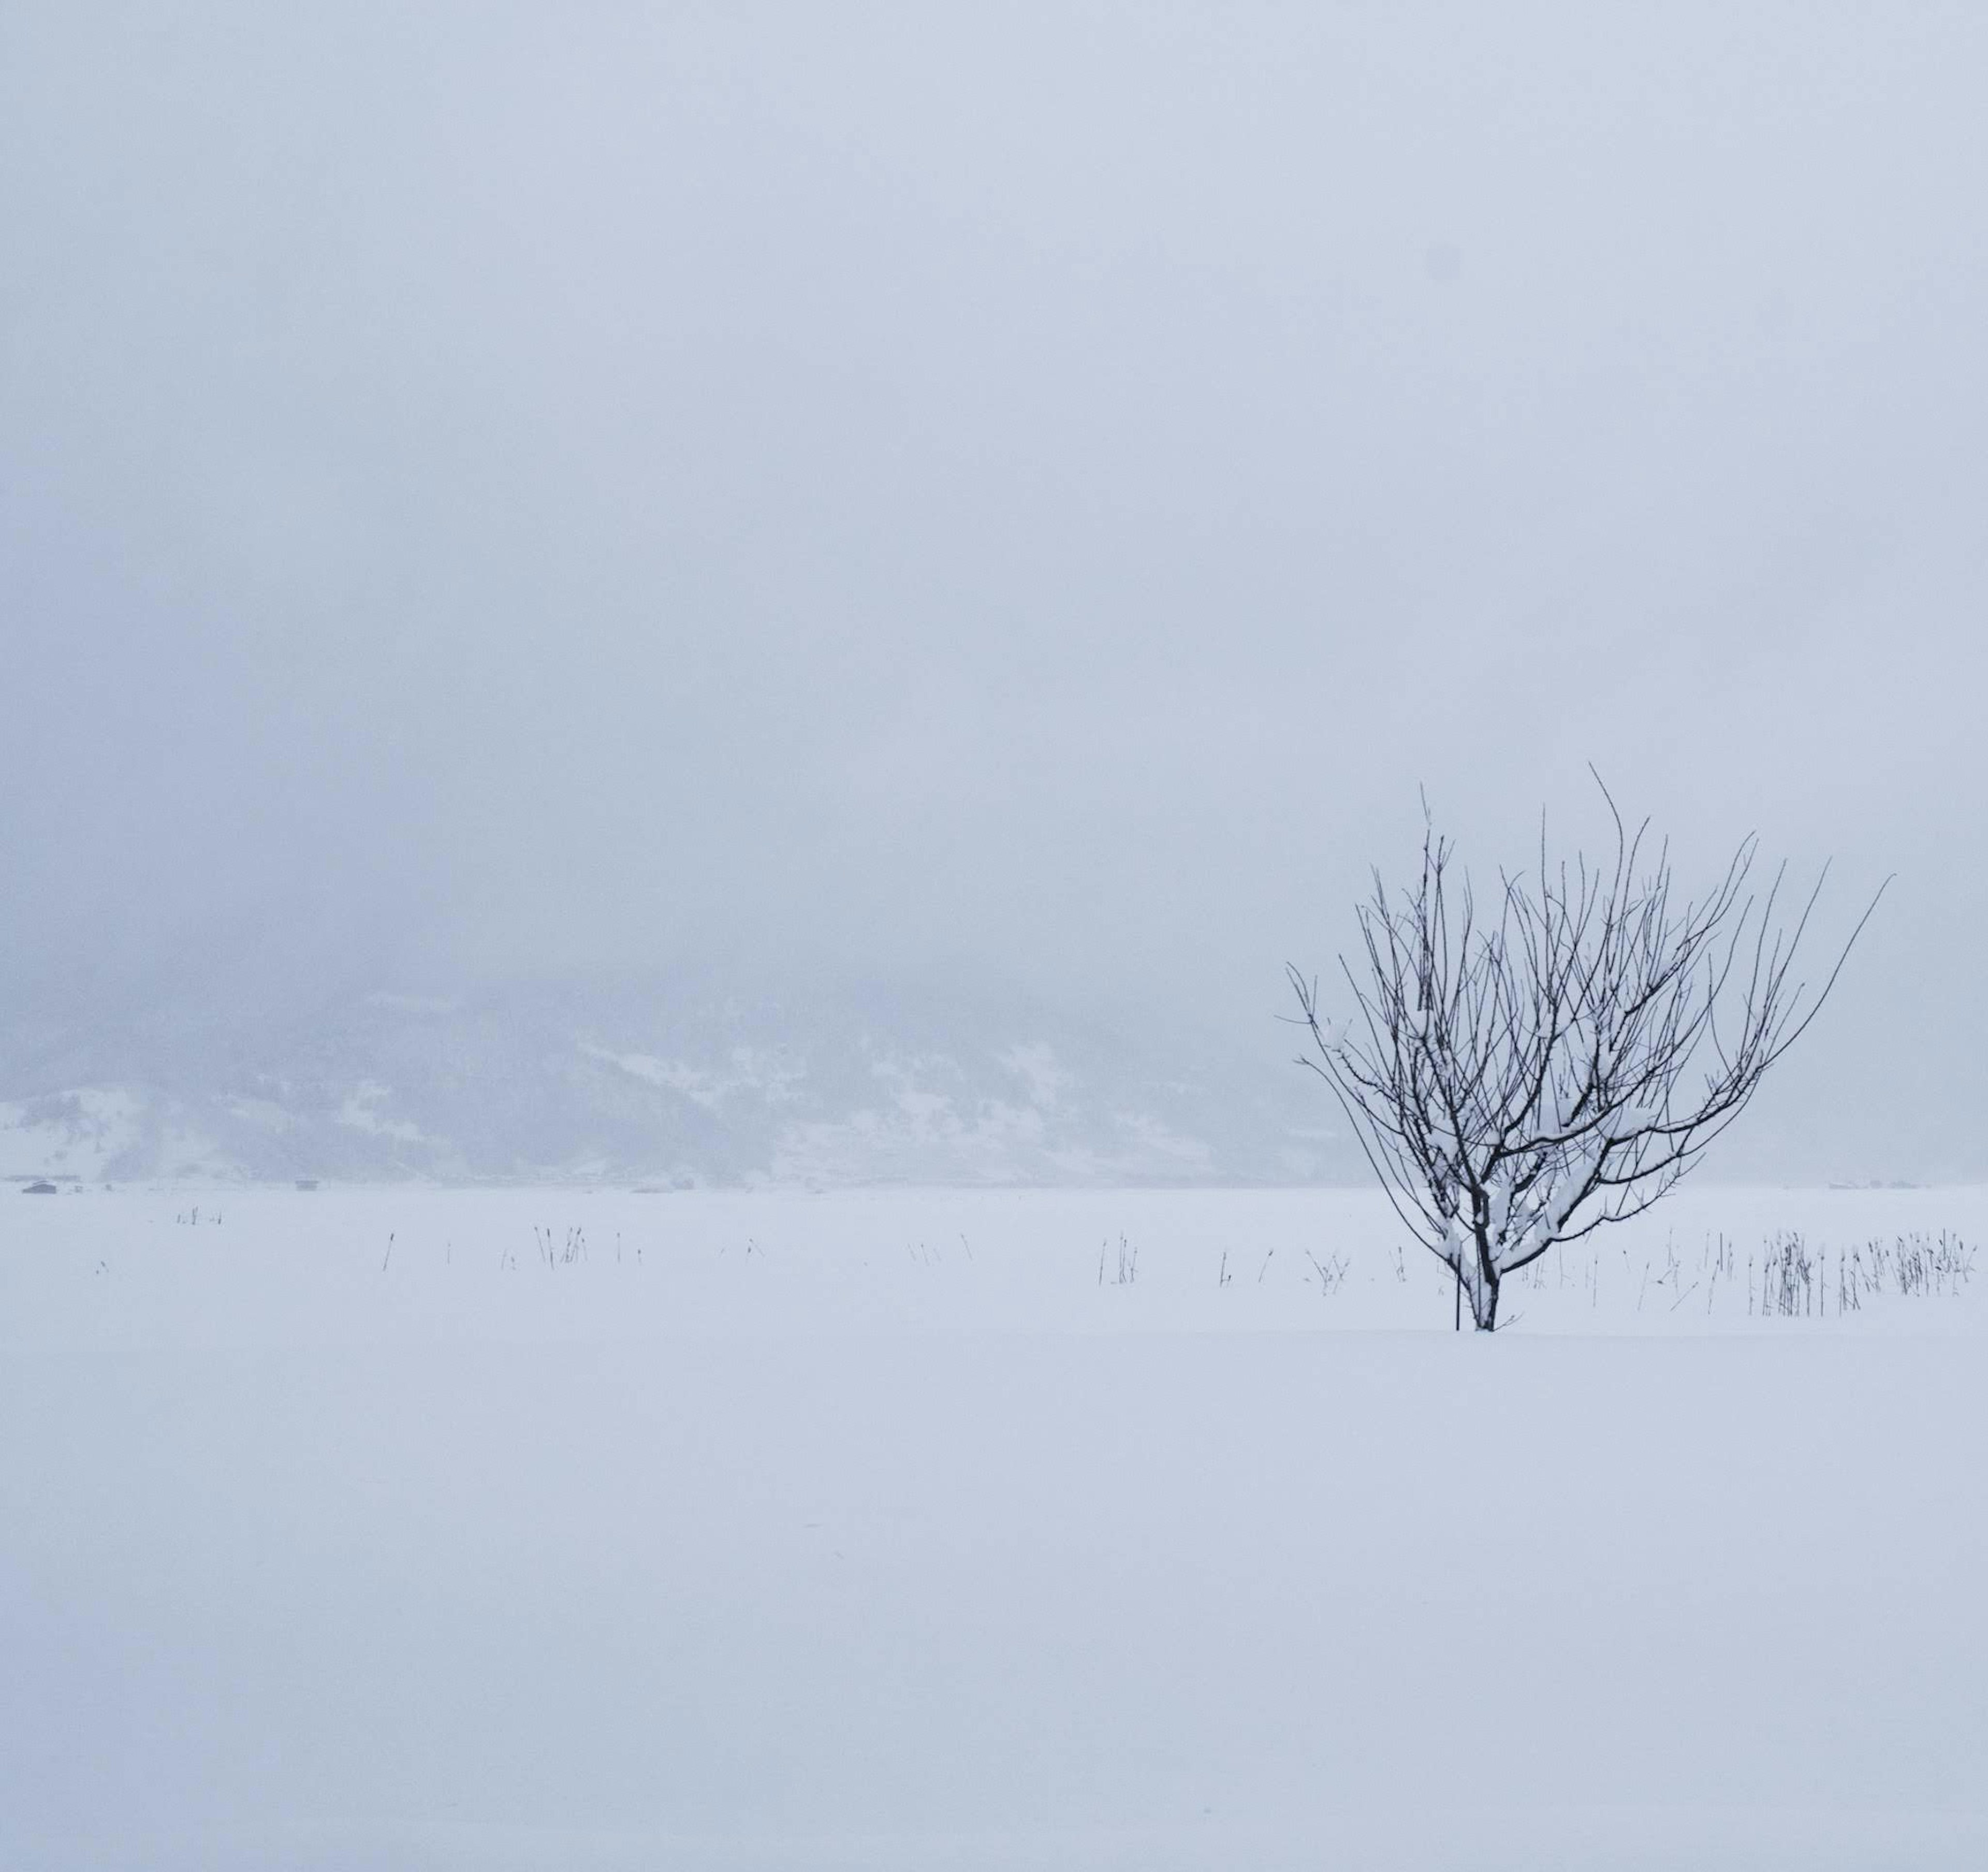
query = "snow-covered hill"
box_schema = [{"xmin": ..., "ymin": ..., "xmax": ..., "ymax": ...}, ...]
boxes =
[{"xmin": 0, "ymin": 976, "xmax": 1350, "ymax": 1187}]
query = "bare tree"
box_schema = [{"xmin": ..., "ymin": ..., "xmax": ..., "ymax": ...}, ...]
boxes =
[{"xmin": 1288, "ymin": 782, "xmax": 1887, "ymax": 1330}]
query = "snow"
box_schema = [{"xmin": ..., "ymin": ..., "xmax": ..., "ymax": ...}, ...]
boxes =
[
  {"xmin": 4, "ymin": 1183, "xmax": 1985, "ymax": 1869},
  {"xmin": 337, "ymin": 1082, "xmax": 430, "ymax": 1145},
  {"xmin": 0, "ymin": 1090, "xmax": 149, "ymax": 1181}
]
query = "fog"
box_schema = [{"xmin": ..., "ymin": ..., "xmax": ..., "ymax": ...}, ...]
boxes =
[{"xmin": 4, "ymin": 6, "xmax": 1985, "ymax": 1177}]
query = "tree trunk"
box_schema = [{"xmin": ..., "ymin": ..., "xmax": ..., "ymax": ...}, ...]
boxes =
[{"xmin": 1464, "ymin": 1235, "xmax": 1501, "ymax": 1331}]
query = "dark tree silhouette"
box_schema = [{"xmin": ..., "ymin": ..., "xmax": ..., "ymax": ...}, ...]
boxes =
[{"xmin": 1289, "ymin": 782, "xmax": 1886, "ymax": 1330}]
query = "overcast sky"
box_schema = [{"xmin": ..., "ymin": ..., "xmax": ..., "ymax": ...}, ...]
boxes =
[{"xmin": 4, "ymin": 4, "xmax": 1985, "ymax": 1152}]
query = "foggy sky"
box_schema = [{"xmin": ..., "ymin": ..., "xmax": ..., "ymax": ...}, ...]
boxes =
[{"xmin": 4, "ymin": 5, "xmax": 1986, "ymax": 1166}]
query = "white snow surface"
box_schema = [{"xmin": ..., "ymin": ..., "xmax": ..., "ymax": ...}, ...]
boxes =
[{"xmin": 3, "ymin": 1182, "xmax": 1984, "ymax": 1870}]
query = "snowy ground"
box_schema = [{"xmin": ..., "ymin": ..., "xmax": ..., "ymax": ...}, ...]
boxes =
[{"xmin": 3, "ymin": 1183, "xmax": 1984, "ymax": 1870}]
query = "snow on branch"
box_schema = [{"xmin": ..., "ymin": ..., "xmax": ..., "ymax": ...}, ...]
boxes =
[{"xmin": 1288, "ymin": 777, "xmax": 1887, "ymax": 1330}]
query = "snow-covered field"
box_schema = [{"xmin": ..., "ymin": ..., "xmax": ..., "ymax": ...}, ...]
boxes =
[{"xmin": 4, "ymin": 1184, "xmax": 1984, "ymax": 1870}]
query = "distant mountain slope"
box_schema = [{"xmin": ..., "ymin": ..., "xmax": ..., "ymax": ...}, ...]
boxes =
[{"xmin": 0, "ymin": 975, "xmax": 1352, "ymax": 1186}]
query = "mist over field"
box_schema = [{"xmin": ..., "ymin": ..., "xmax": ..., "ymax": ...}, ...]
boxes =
[{"xmin": 4, "ymin": 5, "xmax": 1986, "ymax": 1187}]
